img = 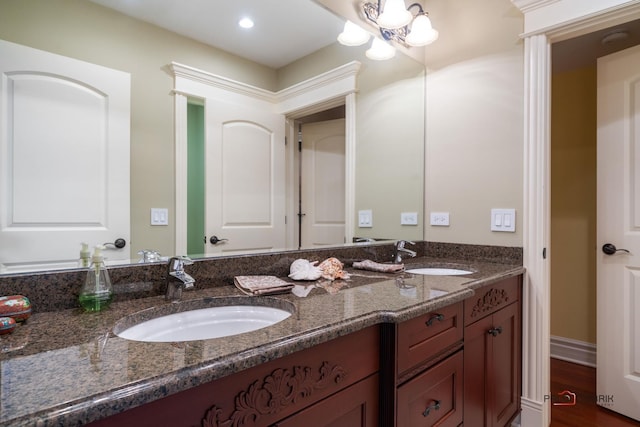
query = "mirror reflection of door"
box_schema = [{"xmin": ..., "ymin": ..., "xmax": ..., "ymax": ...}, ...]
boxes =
[
  {"xmin": 0, "ymin": 40, "xmax": 131, "ymax": 271},
  {"xmin": 187, "ymin": 104, "xmax": 346, "ymax": 255},
  {"xmin": 297, "ymin": 118, "xmax": 346, "ymax": 248},
  {"xmin": 185, "ymin": 96, "xmax": 286, "ymax": 256}
]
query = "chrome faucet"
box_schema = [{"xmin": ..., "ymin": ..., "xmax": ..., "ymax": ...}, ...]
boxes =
[
  {"xmin": 393, "ymin": 240, "xmax": 417, "ymax": 263},
  {"xmin": 165, "ymin": 256, "xmax": 195, "ymax": 301},
  {"xmin": 355, "ymin": 237, "xmax": 376, "ymax": 243}
]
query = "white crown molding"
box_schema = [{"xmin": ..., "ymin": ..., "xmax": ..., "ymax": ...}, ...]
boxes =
[
  {"xmin": 511, "ymin": 0, "xmax": 560, "ymax": 13},
  {"xmin": 169, "ymin": 62, "xmax": 276, "ymax": 103},
  {"xmin": 275, "ymin": 61, "xmax": 361, "ymax": 103},
  {"xmin": 169, "ymin": 61, "xmax": 362, "ymax": 108},
  {"xmin": 513, "ymin": 0, "xmax": 640, "ymax": 38},
  {"xmin": 544, "ymin": 2, "xmax": 640, "ymax": 41}
]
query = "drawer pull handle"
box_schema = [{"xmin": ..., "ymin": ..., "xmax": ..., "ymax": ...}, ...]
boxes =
[
  {"xmin": 422, "ymin": 399, "xmax": 441, "ymax": 417},
  {"xmin": 488, "ymin": 326, "xmax": 503, "ymax": 337},
  {"xmin": 425, "ymin": 313, "xmax": 444, "ymax": 326}
]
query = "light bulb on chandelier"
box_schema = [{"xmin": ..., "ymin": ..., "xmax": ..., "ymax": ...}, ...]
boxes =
[{"xmin": 358, "ymin": 0, "xmax": 440, "ymax": 50}]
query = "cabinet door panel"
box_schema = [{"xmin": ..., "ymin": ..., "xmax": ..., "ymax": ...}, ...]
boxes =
[
  {"xmin": 397, "ymin": 351, "xmax": 463, "ymax": 427},
  {"xmin": 490, "ymin": 302, "xmax": 520, "ymax": 427},
  {"xmin": 463, "ymin": 315, "xmax": 493, "ymax": 426},
  {"xmin": 274, "ymin": 374, "xmax": 378, "ymax": 427},
  {"xmin": 463, "ymin": 302, "xmax": 521, "ymax": 427}
]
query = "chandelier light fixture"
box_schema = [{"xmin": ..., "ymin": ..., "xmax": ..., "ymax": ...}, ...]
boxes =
[
  {"xmin": 365, "ymin": 37, "xmax": 396, "ymax": 60},
  {"xmin": 362, "ymin": 0, "xmax": 439, "ymax": 47},
  {"xmin": 337, "ymin": 20, "xmax": 372, "ymax": 46},
  {"xmin": 337, "ymin": 1, "xmax": 438, "ymax": 60}
]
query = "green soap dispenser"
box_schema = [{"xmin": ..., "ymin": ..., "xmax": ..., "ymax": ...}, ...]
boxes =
[{"xmin": 79, "ymin": 245, "xmax": 113, "ymax": 312}]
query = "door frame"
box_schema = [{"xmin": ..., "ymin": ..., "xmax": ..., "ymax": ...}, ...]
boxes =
[
  {"xmin": 512, "ymin": 1, "xmax": 640, "ymax": 426},
  {"xmin": 292, "ymin": 117, "xmax": 347, "ymax": 249},
  {"xmin": 170, "ymin": 61, "xmax": 361, "ymax": 254}
]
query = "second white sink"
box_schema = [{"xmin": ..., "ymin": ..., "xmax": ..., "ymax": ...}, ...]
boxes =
[
  {"xmin": 116, "ymin": 304, "xmax": 291, "ymax": 342},
  {"xmin": 406, "ymin": 268, "xmax": 473, "ymax": 276}
]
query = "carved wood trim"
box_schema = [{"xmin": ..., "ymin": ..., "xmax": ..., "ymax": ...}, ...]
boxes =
[
  {"xmin": 470, "ymin": 288, "xmax": 510, "ymax": 318},
  {"xmin": 201, "ymin": 361, "xmax": 347, "ymax": 427}
]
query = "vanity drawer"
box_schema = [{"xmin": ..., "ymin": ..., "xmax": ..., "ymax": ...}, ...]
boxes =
[
  {"xmin": 397, "ymin": 302, "xmax": 463, "ymax": 375},
  {"xmin": 397, "ymin": 350, "xmax": 463, "ymax": 427},
  {"xmin": 464, "ymin": 276, "xmax": 521, "ymax": 326}
]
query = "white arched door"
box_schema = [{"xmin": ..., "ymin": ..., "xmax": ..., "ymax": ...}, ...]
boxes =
[
  {"xmin": 0, "ymin": 40, "xmax": 130, "ymax": 271},
  {"xmin": 596, "ymin": 43, "xmax": 640, "ymax": 422}
]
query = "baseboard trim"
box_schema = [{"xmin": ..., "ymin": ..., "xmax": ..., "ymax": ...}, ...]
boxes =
[
  {"xmin": 550, "ymin": 335, "xmax": 596, "ymax": 367},
  {"xmin": 511, "ymin": 413, "xmax": 521, "ymax": 427},
  {"xmin": 520, "ymin": 397, "xmax": 545, "ymax": 427}
]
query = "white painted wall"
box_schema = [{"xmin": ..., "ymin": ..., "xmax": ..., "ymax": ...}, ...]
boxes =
[
  {"xmin": 424, "ymin": 0, "xmax": 524, "ymax": 246},
  {"xmin": 425, "ymin": 48, "xmax": 524, "ymax": 246},
  {"xmin": 320, "ymin": 0, "xmax": 525, "ymax": 247}
]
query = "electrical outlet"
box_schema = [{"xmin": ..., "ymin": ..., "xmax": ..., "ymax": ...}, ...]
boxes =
[
  {"xmin": 430, "ymin": 212, "xmax": 450, "ymax": 226},
  {"xmin": 401, "ymin": 212, "xmax": 418, "ymax": 225}
]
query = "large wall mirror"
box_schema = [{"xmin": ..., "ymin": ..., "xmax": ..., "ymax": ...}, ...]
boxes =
[{"xmin": 0, "ymin": 0, "xmax": 425, "ymax": 274}]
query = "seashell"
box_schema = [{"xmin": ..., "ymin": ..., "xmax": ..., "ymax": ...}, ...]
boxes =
[
  {"xmin": 288, "ymin": 259, "xmax": 323, "ymax": 281},
  {"xmin": 318, "ymin": 257, "xmax": 350, "ymax": 281}
]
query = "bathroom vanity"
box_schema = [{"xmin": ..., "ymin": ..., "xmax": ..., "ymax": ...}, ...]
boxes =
[{"xmin": 0, "ymin": 245, "xmax": 523, "ymax": 427}]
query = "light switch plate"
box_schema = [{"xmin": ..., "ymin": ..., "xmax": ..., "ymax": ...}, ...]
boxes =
[
  {"xmin": 491, "ymin": 208, "xmax": 515, "ymax": 232},
  {"xmin": 358, "ymin": 210, "xmax": 373, "ymax": 228},
  {"xmin": 430, "ymin": 212, "xmax": 450, "ymax": 226},
  {"xmin": 401, "ymin": 212, "xmax": 418, "ymax": 225},
  {"xmin": 151, "ymin": 208, "xmax": 169, "ymax": 226}
]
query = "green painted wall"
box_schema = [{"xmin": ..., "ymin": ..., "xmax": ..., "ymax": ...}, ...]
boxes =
[{"xmin": 187, "ymin": 103, "xmax": 205, "ymax": 256}]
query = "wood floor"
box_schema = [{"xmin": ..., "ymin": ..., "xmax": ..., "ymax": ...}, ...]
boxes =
[{"xmin": 550, "ymin": 358, "xmax": 640, "ymax": 427}]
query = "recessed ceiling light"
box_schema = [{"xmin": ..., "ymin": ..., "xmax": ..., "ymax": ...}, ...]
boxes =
[
  {"xmin": 239, "ymin": 17, "xmax": 254, "ymax": 29},
  {"xmin": 601, "ymin": 30, "xmax": 629, "ymax": 45}
]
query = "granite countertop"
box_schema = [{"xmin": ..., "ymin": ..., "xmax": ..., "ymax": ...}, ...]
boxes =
[{"xmin": 0, "ymin": 257, "xmax": 524, "ymax": 426}]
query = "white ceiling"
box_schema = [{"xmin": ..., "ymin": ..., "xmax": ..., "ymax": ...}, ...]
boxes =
[{"xmin": 88, "ymin": 0, "xmax": 346, "ymax": 69}]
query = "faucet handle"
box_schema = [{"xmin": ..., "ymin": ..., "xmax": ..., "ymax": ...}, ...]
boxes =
[
  {"xmin": 168, "ymin": 255, "xmax": 193, "ymax": 272},
  {"xmin": 138, "ymin": 249, "xmax": 161, "ymax": 263},
  {"xmin": 396, "ymin": 240, "xmax": 415, "ymax": 249}
]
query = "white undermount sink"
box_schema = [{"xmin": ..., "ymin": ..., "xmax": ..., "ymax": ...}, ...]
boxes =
[
  {"xmin": 115, "ymin": 302, "xmax": 292, "ymax": 343},
  {"xmin": 405, "ymin": 267, "xmax": 473, "ymax": 276}
]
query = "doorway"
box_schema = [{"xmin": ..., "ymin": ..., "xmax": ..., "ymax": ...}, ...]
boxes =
[
  {"xmin": 186, "ymin": 104, "xmax": 347, "ymax": 254},
  {"xmin": 549, "ymin": 18, "xmax": 640, "ymax": 422},
  {"xmin": 293, "ymin": 106, "xmax": 346, "ymax": 249}
]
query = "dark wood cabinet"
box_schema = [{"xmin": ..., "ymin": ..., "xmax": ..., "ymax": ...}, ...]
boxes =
[
  {"xmin": 397, "ymin": 301, "xmax": 464, "ymax": 377},
  {"xmin": 392, "ymin": 302, "xmax": 465, "ymax": 427},
  {"xmin": 397, "ymin": 351, "xmax": 463, "ymax": 427},
  {"xmin": 463, "ymin": 277, "xmax": 522, "ymax": 427},
  {"xmin": 274, "ymin": 374, "xmax": 379, "ymax": 427},
  {"xmin": 89, "ymin": 326, "xmax": 380, "ymax": 427}
]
